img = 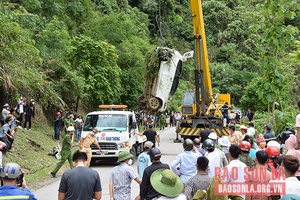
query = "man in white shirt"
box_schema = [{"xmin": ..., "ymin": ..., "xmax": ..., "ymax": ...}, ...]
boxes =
[
  {"xmin": 171, "ymin": 139, "xmax": 200, "ymax": 183},
  {"xmin": 225, "ymin": 144, "xmax": 247, "ymax": 199},
  {"xmin": 281, "ymin": 155, "xmax": 300, "ymax": 196},
  {"xmin": 203, "ymin": 139, "xmax": 221, "ymax": 178}
]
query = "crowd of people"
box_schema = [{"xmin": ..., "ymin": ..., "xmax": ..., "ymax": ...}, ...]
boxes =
[{"xmin": 135, "ymin": 111, "xmax": 182, "ymax": 131}]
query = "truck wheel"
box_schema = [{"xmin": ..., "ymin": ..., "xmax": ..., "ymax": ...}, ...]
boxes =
[
  {"xmin": 148, "ymin": 97, "xmax": 160, "ymax": 110},
  {"xmin": 130, "ymin": 146, "xmax": 137, "ymax": 156}
]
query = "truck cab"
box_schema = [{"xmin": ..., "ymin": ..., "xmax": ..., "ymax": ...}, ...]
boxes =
[{"xmin": 81, "ymin": 105, "xmax": 146, "ymax": 163}]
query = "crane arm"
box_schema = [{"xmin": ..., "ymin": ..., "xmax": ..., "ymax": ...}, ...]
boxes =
[{"xmin": 190, "ymin": 0, "xmax": 213, "ymax": 114}]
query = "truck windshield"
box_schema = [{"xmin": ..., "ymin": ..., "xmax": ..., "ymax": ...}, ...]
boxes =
[
  {"xmin": 83, "ymin": 114, "xmax": 127, "ymax": 131},
  {"xmin": 182, "ymin": 92, "xmax": 194, "ymax": 106}
]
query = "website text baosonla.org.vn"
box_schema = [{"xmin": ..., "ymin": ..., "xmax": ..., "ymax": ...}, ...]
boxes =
[
  {"xmin": 214, "ymin": 182, "xmax": 285, "ymax": 195},
  {"xmin": 214, "ymin": 166, "xmax": 286, "ymax": 195}
]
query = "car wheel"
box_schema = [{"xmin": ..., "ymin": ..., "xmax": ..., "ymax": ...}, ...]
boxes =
[{"xmin": 148, "ymin": 97, "xmax": 160, "ymax": 110}]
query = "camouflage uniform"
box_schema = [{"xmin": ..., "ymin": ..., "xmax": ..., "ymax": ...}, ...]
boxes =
[{"xmin": 239, "ymin": 154, "xmax": 256, "ymax": 169}]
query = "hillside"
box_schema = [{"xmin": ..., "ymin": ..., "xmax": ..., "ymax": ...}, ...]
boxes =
[{"xmin": 4, "ymin": 104, "xmax": 81, "ymax": 190}]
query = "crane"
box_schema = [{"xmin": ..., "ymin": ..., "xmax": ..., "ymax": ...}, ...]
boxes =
[{"xmin": 177, "ymin": 0, "xmax": 231, "ymax": 139}]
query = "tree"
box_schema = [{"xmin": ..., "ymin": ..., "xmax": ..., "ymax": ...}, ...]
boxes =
[
  {"xmin": 256, "ymin": 0, "xmax": 299, "ymax": 129},
  {"xmin": 70, "ymin": 35, "xmax": 121, "ymax": 109}
]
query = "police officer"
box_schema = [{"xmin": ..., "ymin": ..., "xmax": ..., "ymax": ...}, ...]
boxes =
[
  {"xmin": 0, "ymin": 163, "xmax": 37, "ymax": 199},
  {"xmin": 51, "ymin": 126, "xmax": 75, "ymax": 178}
]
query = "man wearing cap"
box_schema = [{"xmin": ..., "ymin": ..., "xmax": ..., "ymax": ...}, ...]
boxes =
[
  {"xmin": 150, "ymin": 169, "xmax": 186, "ymax": 200},
  {"xmin": 137, "ymin": 141, "xmax": 153, "ymax": 178},
  {"xmin": 109, "ymin": 151, "xmax": 141, "ymax": 200},
  {"xmin": 218, "ymin": 136, "xmax": 230, "ymax": 161},
  {"xmin": 137, "ymin": 124, "xmax": 160, "ymax": 147},
  {"xmin": 184, "ymin": 156, "xmax": 212, "ymax": 200},
  {"xmin": 139, "ymin": 147, "xmax": 169, "ymax": 200},
  {"xmin": 263, "ymin": 124, "xmax": 275, "ymax": 140},
  {"xmin": 0, "ymin": 162, "xmax": 37, "ymax": 199},
  {"xmin": 1, "ymin": 103, "xmax": 10, "ymax": 123},
  {"xmin": 80, "ymin": 127, "xmax": 101, "ymax": 167},
  {"xmin": 240, "ymin": 125, "xmax": 248, "ymax": 140},
  {"xmin": 51, "ymin": 126, "xmax": 75, "ymax": 178}
]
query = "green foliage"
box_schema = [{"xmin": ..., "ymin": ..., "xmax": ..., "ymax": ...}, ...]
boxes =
[
  {"xmin": 255, "ymin": 0, "xmax": 299, "ymax": 125},
  {"xmin": 70, "ymin": 35, "xmax": 121, "ymax": 109},
  {"xmin": 0, "ymin": 0, "xmax": 299, "ymax": 124}
]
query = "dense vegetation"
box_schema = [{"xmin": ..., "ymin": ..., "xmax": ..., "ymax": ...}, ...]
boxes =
[{"xmin": 0, "ymin": 0, "xmax": 299, "ymax": 133}]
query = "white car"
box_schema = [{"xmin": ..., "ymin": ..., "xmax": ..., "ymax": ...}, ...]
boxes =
[{"xmin": 137, "ymin": 47, "xmax": 193, "ymax": 112}]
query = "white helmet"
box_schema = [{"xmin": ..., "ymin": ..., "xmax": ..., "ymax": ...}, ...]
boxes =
[
  {"xmin": 208, "ymin": 132, "xmax": 218, "ymax": 140},
  {"xmin": 1, "ymin": 163, "xmax": 22, "ymax": 179},
  {"xmin": 67, "ymin": 126, "xmax": 75, "ymax": 132},
  {"xmin": 267, "ymin": 140, "xmax": 280, "ymax": 150}
]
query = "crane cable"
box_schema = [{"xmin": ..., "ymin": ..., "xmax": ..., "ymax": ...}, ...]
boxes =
[{"xmin": 156, "ymin": 0, "xmax": 164, "ymax": 46}]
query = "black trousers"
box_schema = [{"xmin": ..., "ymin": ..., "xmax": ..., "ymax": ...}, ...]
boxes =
[{"xmin": 24, "ymin": 115, "xmax": 32, "ymax": 129}]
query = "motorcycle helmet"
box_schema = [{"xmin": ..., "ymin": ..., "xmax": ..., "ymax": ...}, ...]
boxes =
[
  {"xmin": 149, "ymin": 147, "xmax": 161, "ymax": 160},
  {"xmin": 266, "ymin": 146, "xmax": 280, "ymax": 158},
  {"xmin": 0, "ymin": 163, "xmax": 22, "ymax": 179},
  {"xmin": 239, "ymin": 141, "xmax": 251, "ymax": 152},
  {"xmin": 203, "ymin": 139, "xmax": 215, "ymax": 151}
]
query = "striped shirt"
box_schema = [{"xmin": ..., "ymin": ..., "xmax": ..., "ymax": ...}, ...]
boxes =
[
  {"xmin": 110, "ymin": 162, "xmax": 138, "ymax": 200},
  {"xmin": 184, "ymin": 173, "xmax": 212, "ymax": 200}
]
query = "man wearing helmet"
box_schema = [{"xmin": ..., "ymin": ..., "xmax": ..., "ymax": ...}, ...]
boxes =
[
  {"xmin": 265, "ymin": 146, "xmax": 281, "ymax": 179},
  {"xmin": 239, "ymin": 141, "xmax": 256, "ymax": 169},
  {"xmin": 171, "ymin": 138, "xmax": 200, "ymax": 183},
  {"xmin": 51, "ymin": 126, "xmax": 75, "ymax": 178},
  {"xmin": 139, "ymin": 147, "xmax": 169, "ymax": 200},
  {"xmin": 208, "ymin": 132, "xmax": 228, "ymax": 168},
  {"xmin": 203, "ymin": 139, "xmax": 221, "ymax": 178},
  {"xmin": 0, "ymin": 162, "xmax": 37, "ymax": 199},
  {"xmin": 80, "ymin": 127, "xmax": 101, "ymax": 167}
]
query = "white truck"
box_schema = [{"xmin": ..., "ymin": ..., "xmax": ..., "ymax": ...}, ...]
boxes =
[{"xmin": 81, "ymin": 105, "xmax": 146, "ymax": 164}]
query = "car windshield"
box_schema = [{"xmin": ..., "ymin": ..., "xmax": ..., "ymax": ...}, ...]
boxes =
[
  {"xmin": 83, "ymin": 114, "xmax": 127, "ymax": 131},
  {"xmin": 182, "ymin": 92, "xmax": 194, "ymax": 106}
]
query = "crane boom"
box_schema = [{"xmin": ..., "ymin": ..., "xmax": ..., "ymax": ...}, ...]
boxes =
[
  {"xmin": 177, "ymin": 0, "xmax": 231, "ymax": 139},
  {"xmin": 190, "ymin": 0, "xmax": 213, "ymax": 99}
]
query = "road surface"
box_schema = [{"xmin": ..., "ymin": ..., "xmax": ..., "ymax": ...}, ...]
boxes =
[{"xmin": 33, "ymin": 126, "xmax": 184, "ymax": 200}]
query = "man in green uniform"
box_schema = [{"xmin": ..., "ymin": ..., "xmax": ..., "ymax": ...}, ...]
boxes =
[
  {"xmin": 239, "ymin": 140, "xmax": 256, "ymax": 169},
  {"xmin": 51, "ymin": 126, "xmax": 75, "ymax": 178}
]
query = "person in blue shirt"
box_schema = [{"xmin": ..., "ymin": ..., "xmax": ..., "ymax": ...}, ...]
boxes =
[
  {"xmin": 137, "ymin": 141, "xmax": 153, "ymax": 178},
  {"xmin": 263, "ymin": 124, "xmax": 275, "ymax": 140},
  {"xmin": 0, "ymin": 162, "xmax": 37, "ymax": 200}
]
